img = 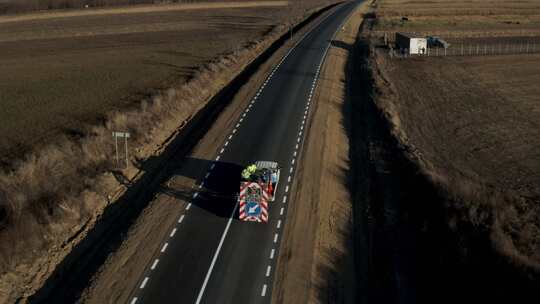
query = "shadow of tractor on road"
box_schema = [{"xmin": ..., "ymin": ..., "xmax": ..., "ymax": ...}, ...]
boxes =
[{"xmin": 159, "ymin": 157, "xmax": 243, "ymax": 219}]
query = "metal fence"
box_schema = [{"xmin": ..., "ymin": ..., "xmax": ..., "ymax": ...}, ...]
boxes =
[{"xmin": 388, "ymin": 42, "xmax": 540, "ymax": 58}]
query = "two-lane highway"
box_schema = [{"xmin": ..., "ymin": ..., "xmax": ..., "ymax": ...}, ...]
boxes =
[{"xmin": 129, "ymin": 2, "xmax": 359, "ymax": 303}]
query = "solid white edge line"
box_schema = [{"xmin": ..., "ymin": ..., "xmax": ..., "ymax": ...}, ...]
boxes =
[{"xmin": 195, "ymin": 203, "xmax": 239, "ymax": 304}]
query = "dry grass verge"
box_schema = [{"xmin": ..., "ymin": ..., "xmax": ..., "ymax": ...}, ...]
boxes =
[{"xmin": 0, "ymin": 1, "xmax": 338, "ymax": 302}]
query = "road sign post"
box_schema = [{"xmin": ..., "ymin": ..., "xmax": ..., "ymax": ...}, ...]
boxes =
[{"xmin": 112, "ymin": 131, "xmax": 131, "ymax": 168}]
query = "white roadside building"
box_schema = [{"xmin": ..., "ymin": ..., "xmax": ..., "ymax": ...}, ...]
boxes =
[{"xmin": 395, "ymin": 32, "xmax": 427, "ymax": 55}]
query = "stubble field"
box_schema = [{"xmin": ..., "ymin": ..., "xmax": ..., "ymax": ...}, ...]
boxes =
[
  {"xmin": 372, "ymin": 0, "xmax": 540, "ymax": 37},
  {"xmin": 0, "ymin": 1, "xmax": 292, "ymax": 166}
]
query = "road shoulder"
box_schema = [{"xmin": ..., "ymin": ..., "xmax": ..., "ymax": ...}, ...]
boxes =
[{"xmin": 271, "ymin": 2, "xmax": 368, "ymax": 303}]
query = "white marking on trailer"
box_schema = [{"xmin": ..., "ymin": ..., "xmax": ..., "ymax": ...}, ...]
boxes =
[
  {"xmin": 151, "ymin": 259, "xmax": 159, "ymax": 270},
  {"xmin": 270, "ymin": 248, "xmax": 275, "ymax": 259},
  {"xmin": 261, "ymin": 284, "xmax": 268, "ymax": 297},
  {"xmin": 170, "ymin": 228, "xmax": 177, "ymax": 238},
  {"xmin": 161, "ymin": 243, "xmax": 168, "ymax": 253},
  {"xmin": 266, "ymin": 265, "xmax": 272, "ymax": 277},
  {"xmin": 140, "ymin": 277, "xmax": 149, "ymax": 289},
  {"xmin": 178, "ymin": 215, "xmax": 185, "ymax": 223}
]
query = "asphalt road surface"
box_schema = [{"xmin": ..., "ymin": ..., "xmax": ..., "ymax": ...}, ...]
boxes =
[{"xmin": 128, "ymin": 2, "xmax": 358, "ymax": 303}]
